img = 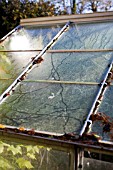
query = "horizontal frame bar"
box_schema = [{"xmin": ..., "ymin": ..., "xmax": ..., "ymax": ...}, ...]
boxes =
[
  {"xmin": 23, "ymin": 79, "xmax": 98, "ymax": 85},
  {"xmin": 0, "ymin": 128, "xmax": 113, "ymax": 156},
  {"xmin": 1, "ymin": 49, "xmax": 113, "ymax": 53},
  {"xmin": 80, "ymin": 62, "xmax": 113, "ymax": 136},
  {"xmin": 20, "ymin": 12, "xmax": 113, "ymax": 26},
  {"xmin": 0, "ymin": 22, "xmax": 71, "ymax": 104}
]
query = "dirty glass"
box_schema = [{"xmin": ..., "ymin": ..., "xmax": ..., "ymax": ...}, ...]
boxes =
[
  {"xmin": 91, "ymin": 85, "xmax": 113, "ymax": 142},
  {"xmin": 84, "ymin": 157, "xmax": 113, "ymax": 170},
  {"xmin": 0, "ymin": 138, "xmax": 70, "ymax": 170},
  {"xmin": 1, "ymin": 21, "xmax": 113, "ymax": 137},
  {"xmin": 26, "ymin": 52, "xmax": 113, "ymax": 82},
  {"xmin": 0, "ymin": 82, "xmax": 98, "ymax": 133},
  {"xmin": 0, "ymin": 25, "xmax": 61, "ymax": 95},
  {"xmin": 1, "ymin": 48, "xmax": 108, "ymax": 133},
  {"xmin": 52, "ymin": 22, "xmax": 113, "ymax": 50},
  {"xmin": 1, "ymin": 18, "xmax": 113, "ymax": 170}
]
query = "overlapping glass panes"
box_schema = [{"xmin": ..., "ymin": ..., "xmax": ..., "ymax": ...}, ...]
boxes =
[
  {"xmin": 52, "ymin": 22, "xmax": 113, "ymax": 49},
  {"xmin": 0, "ymin": 25, "xmax": 61, "ymax": 95}
]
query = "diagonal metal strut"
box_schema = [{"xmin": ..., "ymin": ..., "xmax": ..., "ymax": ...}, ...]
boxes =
[
  {"xmin": 80, "ymin": 62, "xmax": 113, "ymax": 136},
  {"xmin": 0, "ymin": 21, "xmax": 72, "ymax": 104}
]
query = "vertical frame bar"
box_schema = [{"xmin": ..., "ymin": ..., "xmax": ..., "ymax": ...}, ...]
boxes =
[{"xmin": 75, "ymin": 146, "xmax": 84, "ymax": 170}]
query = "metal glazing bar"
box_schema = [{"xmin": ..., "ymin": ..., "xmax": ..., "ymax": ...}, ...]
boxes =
[
  {"xmin": 23, "ymin": 79, "xmax": 98, "ymax": 85},
  {"xmin": 0, "ymin": 22, "xmax": 71, "ymax": 104},
  {"xmin": 0, "ymin": 25, "xmax": 22, "ymax": 43},
  {"xmin": 0, "ymin": 124, "xmax": 63, "ymax": 136},
  {"xmin": 80, "ymin": 62, "xmax": 113, "ymax": 136},
  {"xmin": 0, "ymin": 124, "xmax": 104, "ymax": 153},
  {"xmin": 43, "ymin": 49, "xmax": 113, "ymax": 53},
  {"xmin": 0, "ymin": 50, "xmax": 41, "ymax": 53},
  {"xmin": 99, "ymin": 140, "xmax": 113, "ymax": 145},
  {"xmin": 1, "ymin": 49, "xmax": 113, "ymax": 53},
  {"xmin": 1, "ymin": 78, "xmax": 113, "ymax": 86},
  {"xmin": 1, "ymin": 125, "xmax": 113, "ymax": 155},
  {"xmin": 76, "ymin": 148, "xmax": 84, "ymax": 170}
]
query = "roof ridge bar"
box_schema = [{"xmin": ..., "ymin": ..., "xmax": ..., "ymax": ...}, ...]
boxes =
[
  {"xmin": 80, "ymin": 62, "xmax": 113, "ymax": 136},
  {"xmin": 0, "ymin": 25, "xmax": 22, "ymax": 43},
  {"xmin": 0, "ymin": 21, "xmax": 71, "ymax": 104}
]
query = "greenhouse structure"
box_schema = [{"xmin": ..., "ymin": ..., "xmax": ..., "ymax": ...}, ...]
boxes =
[{"xmin": 1, "ymin": 12, "xmax": 113, "ymax": 169}]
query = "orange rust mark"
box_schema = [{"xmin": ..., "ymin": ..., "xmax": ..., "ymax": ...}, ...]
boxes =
[
  {"xmin": 19, "ymin": 127, "xmax": 25, "ymax": 131},
  {"xmin": 0, "ymin": 124, "xmax": 5, "ymax": 129}
]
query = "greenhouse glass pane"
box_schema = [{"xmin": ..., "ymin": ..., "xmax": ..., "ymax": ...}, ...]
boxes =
[
  {"xmin": 52, "ymin": 22, "xmax": 113, "ymax": 50},
  {"xmin": 24, "ymin": 25, "xmax": 62, "ymax": 48},
  {"xmin": 0, "ymin": 25, "xmax": 62, "ymax": 95},
  {"xmin": 84, "ymin": 157, "xmax": 113, "ymax": 170},
  {"xmin": 0, "ymin": 48, "xmax": 37, "ymax": 95},
  {"xmin": 91, "ymin": 86, "xmax": 113, "ymax": 142},
  {"xmin": 0, "ymin": 82, "xmax": 98, "ymax": 134},
  {"xmin": 26, "ymin": 52, "xmax": 113, "ymax": 82},
  {"xmin": 0, "ymin": 138, "xmax": 70, "ymax": 170}
]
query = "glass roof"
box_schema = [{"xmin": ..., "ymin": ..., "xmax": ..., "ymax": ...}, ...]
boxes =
[
  {"xmin": 0, "ymin": 137, "xmax": 70, "ymax": 170},
  {"xmin": 1, "ymin": 20, "xmax": 113, "ymax": 143},
  {"xmin": 26, "ymin": 52, "xmax": 112, "ymax": 82},
  {"xmin": 0, "ymin": 25, "xmax": 61, "ymax": 95},
  {"xmin": 0, "ymin": 82, "xmax": 98, "ymax": 133},
  {"xmin": 91, "ymin": 85, "xmax": 113, "ymax": 141},
  {"xmin": 52, "ymin": 22, "xmax": 113, "ymax": 49}
]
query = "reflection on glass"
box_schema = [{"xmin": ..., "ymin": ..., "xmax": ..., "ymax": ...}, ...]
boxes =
[
  {"xmin": 0, "ymin": 138, "xmax": 70, "ymax": 170},
  {"xmin": 24, "ymin": 25, "xmax": 62, "ymax": 48},
  {"xmin": 52, "ymin": 22, "xmax": 113, "ymax": 49},
  {"xmin": 0, "ymin": 25, "xmax": 62, "ymax": 95},
  {"xmin": 1, "ymin": 20, "xmax": 113, "ymax": 139},
  {"xmin": 0, "ymin": 83, "xmax": 98, "ymax": 134},
  {"xmin": 27, "ymin": 52, "xmax": 113, "ymax": 82}
]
